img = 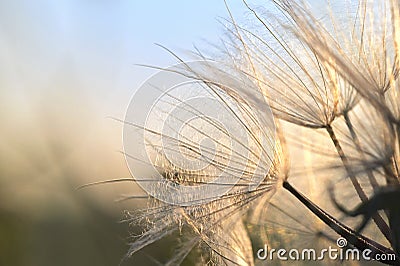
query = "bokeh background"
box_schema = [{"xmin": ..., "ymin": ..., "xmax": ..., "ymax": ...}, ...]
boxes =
[{"xmin": 0, "ymin": 1, "xmax": 258, "ymax": 265}]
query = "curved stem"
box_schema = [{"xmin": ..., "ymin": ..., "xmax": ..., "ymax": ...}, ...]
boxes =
[{"xmin": 326, "ymin": 124, "xmax": 392, "ymax": 243}]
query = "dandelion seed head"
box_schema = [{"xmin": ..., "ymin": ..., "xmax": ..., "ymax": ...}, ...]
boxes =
[
  {"xmin": 120, "ymin": 0, "xmax": 400, "ymax": 263},
  {"xmin": 121, "ymin": 57, "xmax": 287, "ymax": 263}
]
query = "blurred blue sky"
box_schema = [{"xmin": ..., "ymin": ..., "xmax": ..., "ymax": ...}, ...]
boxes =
[
  {"xmin": 0, "ymin": 0, "xmax": 330, "ymax": 118},
  {"xmin": 0, "ymin": 0, "xmax": 268, "ymax": 116}
]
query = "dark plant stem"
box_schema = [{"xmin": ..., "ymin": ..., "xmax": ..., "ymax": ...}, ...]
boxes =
[
  {"xmin": 282, "ymin": 181, "xmax": 399, "ymax": 265},
  {"xmin": 325, "ymin": 124, "xmax": 368, "ymax": 200},
  {"xmin": 343, "ymin": 111, "xmax": 396, "ymax": 247},
  {"xmin": 343, "ymin": 111, "xmax": 379, "ymax": 191},
  {"xmin": 326, "ymin": 124, "xmax": 392, "ymax": 243}
]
